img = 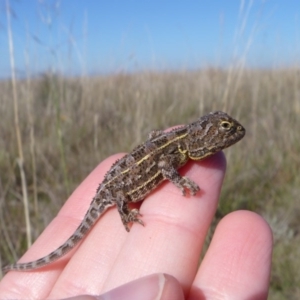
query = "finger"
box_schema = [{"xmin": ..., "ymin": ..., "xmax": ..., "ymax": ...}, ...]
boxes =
[
  {"xmin": 49, "ymin": 151, "xmax": 226, "ymax": 298},
  {"xmin": 0, "ymin": 154, "xmax": 122, "ymax": 299},
  {"xmin": 190, "ymin": 211, "xmax": 273, "ymax": 300},
  {"xmin": 99, "ymin": 152, "xmax": 226, "ymax": 296},
  {"xmin": 63, "ymin": 274, "xmax": 184, "ymax": 300}
]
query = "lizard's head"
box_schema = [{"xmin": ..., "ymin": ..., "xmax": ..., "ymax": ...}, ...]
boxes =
[{"xmin": 186, "ymin": 111, "xmax": 246, "ymax": 160}]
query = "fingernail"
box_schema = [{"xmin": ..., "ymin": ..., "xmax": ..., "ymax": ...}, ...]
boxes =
[{"xmin": 100, "ymin": 273, "xmax": 168, "ymax": 300}]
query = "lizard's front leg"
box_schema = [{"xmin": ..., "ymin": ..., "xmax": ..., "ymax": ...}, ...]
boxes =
[
  {"xmin": 158, "ymin": 155, "xmax": 200, "ymax": 196},
  {"xmin": 116, "ymin": 191, "xmax": 144, "ymax": 231}
]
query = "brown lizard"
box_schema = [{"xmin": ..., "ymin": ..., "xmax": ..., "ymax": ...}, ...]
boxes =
[{"xmin": 3, "ymin": 111, "xmax": 245, "ymax": 272}]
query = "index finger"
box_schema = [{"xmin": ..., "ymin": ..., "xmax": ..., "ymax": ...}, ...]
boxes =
[{"xmin": 0, "ymin": 154, "xmax": 123, "ymax": 299}]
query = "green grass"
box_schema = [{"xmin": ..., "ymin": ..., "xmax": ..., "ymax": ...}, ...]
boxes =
[{"xmin": 0, "ymin": 68, "xmax": 299, "ymax": 297}]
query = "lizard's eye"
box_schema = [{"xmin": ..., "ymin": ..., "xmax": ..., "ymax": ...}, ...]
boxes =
[{"xmin": 220, "ymin": 121, "xmax": 232, "ymax": 130}]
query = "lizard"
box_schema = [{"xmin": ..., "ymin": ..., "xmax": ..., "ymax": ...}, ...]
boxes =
[{"xmin": 2, "ymin": 111, "xmax": 245, "ymax": 272}]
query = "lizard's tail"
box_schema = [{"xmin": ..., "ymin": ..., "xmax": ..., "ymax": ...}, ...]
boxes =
[{"xmin": 2, "ymin": 201, "xmax": 111, "ymax": 272}]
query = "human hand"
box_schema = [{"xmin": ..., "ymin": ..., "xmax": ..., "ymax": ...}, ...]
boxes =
[{"xmin": 0, "ymin": 152, "xmax": 272, "ymax": 299}]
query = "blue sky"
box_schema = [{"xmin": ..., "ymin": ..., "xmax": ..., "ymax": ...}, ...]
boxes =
[{"xmin": 1, "ymin": 0, "xmax": 300, "ymax": 78}]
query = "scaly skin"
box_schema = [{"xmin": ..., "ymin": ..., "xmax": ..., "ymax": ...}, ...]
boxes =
[{"xmin": 3, "ymin": 111, "xmax": 245, "ymax": 272}]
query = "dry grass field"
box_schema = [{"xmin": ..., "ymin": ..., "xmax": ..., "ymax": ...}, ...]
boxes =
[{"xmin": 0, "ymin": 68, "xmax": 299, "ymax": 298}]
